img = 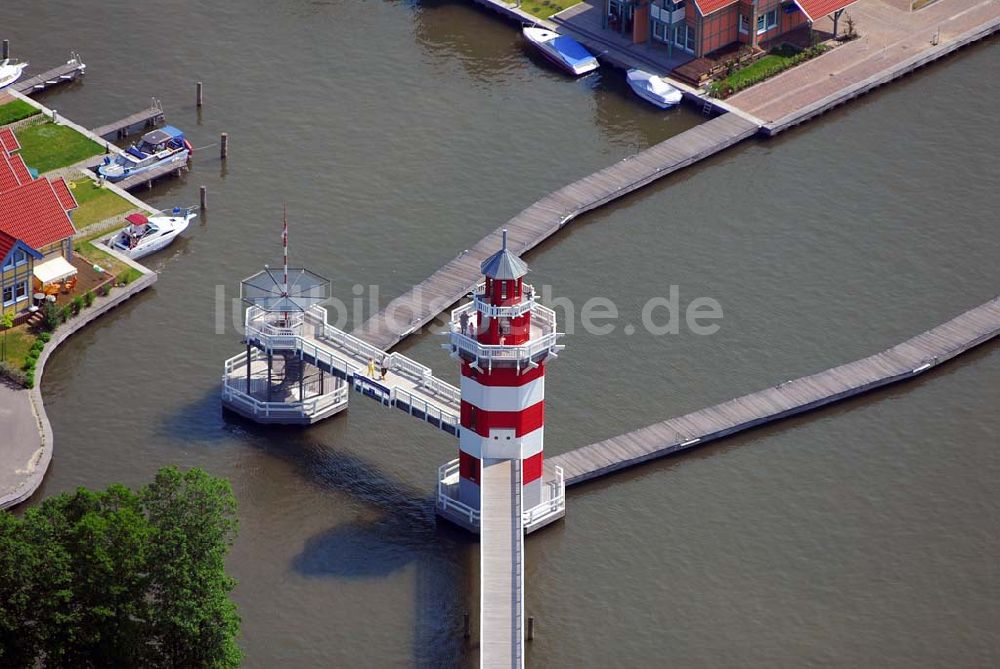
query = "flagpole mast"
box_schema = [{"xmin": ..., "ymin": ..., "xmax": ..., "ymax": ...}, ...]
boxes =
[{"xmin": 282, "ymin": 204, "xmax": 289, "ymax": 325}]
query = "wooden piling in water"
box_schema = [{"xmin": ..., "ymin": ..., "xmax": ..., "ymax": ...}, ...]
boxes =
[
  {"xmin": 200, "ymin": 186, "xmax": 207, "ymax": 211},
  {"xmin": 1, "ymin": 40, "xmax": 9, "ymax": 60},
  {"xmin": 527, "ymin": 616, "xmax": 535, "ymax": 641},
  {"xmin": 463, "ymin": 613, "xmax": 470, "ymax": 638},
  {"xmin": 220, "ymin": 132, "xmax": 228, "ymax": 160},
  {"xmin": 196, "ymin": 81, "xmax": 203, "ymax": 107}
]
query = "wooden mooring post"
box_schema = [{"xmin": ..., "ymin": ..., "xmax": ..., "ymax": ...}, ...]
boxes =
[
  {"xmin": 196, "ymin": 81, "xmax": 203, "ymax": 107},
  {"xmin": 463, "ymin": 613, "xmax": 470, "ymax": 639},
  {"xmin": 200, "ymin": 185, "xmax": 207, "ymax": 211},
  {"xmin": 1, "ymin": 40, "xmax": 9, "ymax": 60},
  {"xmin": 527, "ymin": 616, "xmax": 535, "ymax": 641},
  {"xmin": 220, "ymin": 132, "xmax": 229, "ymax": 160}
]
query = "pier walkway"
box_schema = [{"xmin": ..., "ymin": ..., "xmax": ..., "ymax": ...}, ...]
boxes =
[
  {"xmin": 243, "ymin": 306, "xmax": 461, "ymax": 433},
  {"xmin": 116, "ymin": 158, "xmax": 189, "ymax": 191},
  {"xmin": 13, "ymin": 55, "xmax": 86, "ymax": 95},
  {"xmin": 550, "ymin": 296, "xmax": 1000, "ymax": 485},
  {"xmin": 479, "ymin": 459, "xmax": 525, "ymax": 669},
  {"xmin": 353, "ymin": 112, "xmax": 759, "ymax": 350},
  {"xmin": 91, "ymin": 100, "xmax": 164, "ymax": 140}
]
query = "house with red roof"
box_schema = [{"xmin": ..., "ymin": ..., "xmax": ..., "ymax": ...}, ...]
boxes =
[
  {"xmin": 0, "ymin": 130, "xmax": 79, "ymax": 317},
  {"xmin": 604, "ymin": 0, "xmax": 858, "ymax": 60}
]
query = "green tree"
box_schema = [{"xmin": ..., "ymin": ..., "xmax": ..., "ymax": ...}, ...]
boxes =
[{"xmin": 0, "ymin": 468, "xmax": 241, "ymax": 668}]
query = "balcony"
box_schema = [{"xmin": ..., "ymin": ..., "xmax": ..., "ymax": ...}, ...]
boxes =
[{"xmin": 446, "ymin": 298, "xmax": 563, "ymax": 368}]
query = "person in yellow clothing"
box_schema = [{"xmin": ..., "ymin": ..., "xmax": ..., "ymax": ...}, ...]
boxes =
[{"xmin": 366, "ymin": 357, "xmax": 376, "ymax": 379}]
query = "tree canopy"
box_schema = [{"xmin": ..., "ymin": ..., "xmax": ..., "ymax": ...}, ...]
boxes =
[{"xmin": 0, "ymin": 467, "xmax": 242, "ymax": 668}]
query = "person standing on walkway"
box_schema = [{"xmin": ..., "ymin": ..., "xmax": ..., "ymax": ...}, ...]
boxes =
[
  {"xmin": 380, "ymin": 356, "xmax": 389, "ymax": 381},
  {"xmin": 459, "ymin": 311, "xmax": 469, "ymax": 338},
  {"xmin": 367, "ymin": 357, "xmax": 376, "ymax": 379}
]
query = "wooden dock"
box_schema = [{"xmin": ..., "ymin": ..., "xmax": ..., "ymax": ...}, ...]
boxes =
[
  {"xmin": 115, "ymin": 158, "xmax": 188, "ymax": 191},
  {"xmin": 549, "ymin": 297, "xmax": 1000, "ymax": 486},
  {"xmin": 91, "ymin": 100, "xmax": 164, "ymax": 140},
  {"xmin": 353, "ymin": 112, "xmax": 760, "ymax": 350},
  {"xmin": 12, "ymin": 55, "xmax": 86, "ymax": 95},
  {"xmin": 479, "ymin": 459, "xmax": 524, "ymax": 669}
]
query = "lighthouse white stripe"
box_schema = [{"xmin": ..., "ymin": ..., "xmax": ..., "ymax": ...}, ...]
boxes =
[
  {"xmin": 460, "ymin": 426, "xmax": 544, "ymax": 460},
  {"xmin": 460, "ymin": 374, "xmax": 545, "ymax": 412}
]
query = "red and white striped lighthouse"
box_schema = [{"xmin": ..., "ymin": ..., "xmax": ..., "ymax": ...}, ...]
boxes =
[{"xmin": 438, "ymin": 230, "xmax": 565, "ymax": 531}]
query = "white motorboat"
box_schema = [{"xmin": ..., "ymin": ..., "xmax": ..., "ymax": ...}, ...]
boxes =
[
  {"xmin": 0, "ymin": 59, "xmax": 28, "ymax": 89},
  {"xmin": 108, "ymin": 208, "xmax": 196, "ymax": 259},
  {"xmin": 626, "ymin": 69, "xmax": 684, "ymax": 109},
  {"xmin": 522, "ymin": 26, "xmax": 599, "ymax": 76}
]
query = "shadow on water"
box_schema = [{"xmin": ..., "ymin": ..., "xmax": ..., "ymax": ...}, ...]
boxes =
[{"xmin": 158, "ymin": 388, "xmax": 476, "ymax": 667}]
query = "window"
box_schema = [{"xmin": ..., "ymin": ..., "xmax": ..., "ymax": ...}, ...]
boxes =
[
  {"xmin": 673, "ymin": 23, "xmax": 695, "ymax": 53},
  {"xmin": 2, "ymin": 249, "xmax": 27, "ymax": 271},
  {"xmin": 2, "ymin": 279, "xmax": 28, "ymax": 307},
  {"xmin": 500, "ymin": 282, "xmax": 507, "ymax": 300},
  {"xmin": 758, "ymin": 9, "xmax": 778, "ymax": 33},
  {"xmin": 653, "ymin": 20, "xmax": 667, "ymax": 40},
  {"xmin": 741, "ymin": 9, "xmax": 779, "ymax": 34}
]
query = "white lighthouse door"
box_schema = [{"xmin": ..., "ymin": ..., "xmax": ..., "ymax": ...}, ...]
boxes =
[{"xmin": 483, "ymin": 428, "xmax": 519, "ymax": 460}]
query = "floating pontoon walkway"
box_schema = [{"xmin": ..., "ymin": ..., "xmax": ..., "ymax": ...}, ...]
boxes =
[
  {"xmin": 116, "ymin": 158, "xmax": 188, "ymax": 191},
  {"xmin": 353, "ymin": 112, "xmax": 760, "ymax": 350},
  {"xmin": 12, "ymin": 55, "xmax": 86, "ymax": 95},
  {"xmin": 91, "ymin": 100, "xmax": 164, "ymax": 140},
  {"xmin": 550, "ymin": 297, "xmax": 1000, "ymax": 485}
]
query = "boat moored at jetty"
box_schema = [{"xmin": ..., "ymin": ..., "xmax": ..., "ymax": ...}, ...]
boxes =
[
  {"xmin": 626, "ymin": 68, "xmax": 684, "ymax": 109},
  {"xmin": 521, "ymin": 26, "xmax": 599, "ymax": 76},
  {"xmin": 0, "ymin": 59, "xmax": 28, "ymax": 89},
  {"xmin": 97, "ymin": 125, "xmax": 191, "ymax": 182},
  {"xmin": 108, "ymin": 208, "xmax": 196, "ymax": 259}
]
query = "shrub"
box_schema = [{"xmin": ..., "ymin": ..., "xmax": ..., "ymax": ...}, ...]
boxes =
[
  {"xmin": 38, "ymin": 332, "xmax": 51, "ymax": 343},
  {"xmin": 99, "ymin": 282, "xmax": 112, "ymax": 297},
  {"xmin": 41, "ymin": 301, "xmax": 60, "ymax": 331},
  {"xmin": 25, "ymin": 370, "xmax": 34, "ymax": 388},
  {"xmin": 117, "ymin": 271, "xmax": 133, "ymax": 286},
  {"xmin": 71, "ymin": 295, "xmax": 85, "ymax": 316},
  {"xmin": 84, "ymin": 290, "xmax": 95, "ymax": 307},
  {"xmin": 23, "ymin": 357, "xmax": 36, "ymax": 372},
  {"xmin": 0, "ymin": 360, "xmax": 29, "ymax": 387}
]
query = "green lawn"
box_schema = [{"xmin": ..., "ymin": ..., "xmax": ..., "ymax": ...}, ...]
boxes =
[
  {"xmin": 519, "ymin": 0, "xmax": 580, "ymax": 19},
  {"xmin": 0, "ymin": 99, "xmax": 41, "ymax": 125},
  {"xmin": 15, "ymin": 122, "xmax": 104, "ymax": 174},
  {"xmin": 73, "ymin": 229, "xmax": 144, "ymax": 284},
  {"xmin": 711, "ymin": 44, "xmax": 829, "ymax": 98},
  {"xmin": 69, "ymin": 178, "xmax": 135, "ymax": 229},
  {"xmin": 1, "ymin": 326, "xmax": 35, "ymax": 366}
]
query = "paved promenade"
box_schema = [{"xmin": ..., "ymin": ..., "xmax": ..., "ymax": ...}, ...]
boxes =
[
  {"xmin": 728, "ymin": 0, "xmax": 1000, "ymax": 127},
  {"xmin": 0, "ymin": 382, "xmax": 46, "ymax": 507}
]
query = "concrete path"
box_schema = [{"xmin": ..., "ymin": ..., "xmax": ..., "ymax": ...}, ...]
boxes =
[
  {"xmin": 0, "ymin": 381, "xmax": 46, "ymax": 508},
  {"xmin": 728, "ymin": 0, "xmax": 1000, "ymax": 124}
]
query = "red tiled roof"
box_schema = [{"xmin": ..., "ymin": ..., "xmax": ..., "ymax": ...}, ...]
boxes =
[
  {"xmin": 794, "ymin": 0, "xmax": 860, "ymax": 21},
  {"xmin": 691, "ymin": 0, "xmax": 740, "ymax": 16},
  {"xmin": 0, "ymin": 178, "xmax": 77, "ymax": 250},
  {"xmin": 0, "ymin": 153, "xmax": 23, "ymax": 195},
  {"xmin": 0, "ymin": 230, "xmax": 16, "ymax": 261},
  {"xmin": 0, "ymin": 128, "xmax": 19, "ymax": 154},
  {"xmin": 8, "ymin": 154, "xmax": 32, "ymax": 185},
  {"xmin": 51, "ymin": 177, "xmax": 78, "ymax": 211}
]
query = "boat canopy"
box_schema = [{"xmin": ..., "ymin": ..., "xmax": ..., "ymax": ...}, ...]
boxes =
[
  {"xmin": 125, "ymin": 213, "xmax": 149, "ymax": 226},
  {"xmin": 141, "ymin": 125, "xmax": 185, "ymax": 146},
  {"xmin": 33, "ymin": 255, "xmax": 78, "ymax": 285},
  {"xmin": 550, "ymin": 36, "xmax": 596, "ymax": 69}
]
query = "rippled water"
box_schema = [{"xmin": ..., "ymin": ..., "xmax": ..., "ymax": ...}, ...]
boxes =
[{"xmin": 7, "ymin": 1, "xmax": 999, "ymax": 666}]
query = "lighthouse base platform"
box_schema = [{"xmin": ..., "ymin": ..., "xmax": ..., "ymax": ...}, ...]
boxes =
[{"xmin": 436, "ymin": 460, "xmax": 566, "ymax": 535}]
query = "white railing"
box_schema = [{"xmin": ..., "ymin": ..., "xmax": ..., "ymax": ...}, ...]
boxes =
[
  {"xmin": 522, "ymin": 466, "xmax": 565, "ymax": 527},
  {"xmin": 221, "ymin": 377, "xmax": 348, "ymax": 419},
  {"xmin": 473, "ymin": 292, "xmax": 536, "ymax": 319},
  {"xmin": 393, "ymin": 386, "xmax": 460, "ymax": 428},
  {"xmin": 437, "ymin": 459, "xmax": 481, "ymax": 527},
  {"xmin": 448, "ymin": 300, "xmax": 562, "ymax": 364},
  {"xmin": 513, "ymin": 458, "xmax": 524, "ymax": 666}
]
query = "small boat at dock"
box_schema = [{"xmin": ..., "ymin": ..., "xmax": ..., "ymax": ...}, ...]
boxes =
[
  {"xmin": 108, "ymin": 208, "xmax": 196, "ymax": 259},
  {"xmin": 626, "ymin": 69, "xmax": 683, "ymax": 109},
  {"xmin": 97, "ymin": 125, "xmax": 192, "ymax": 182},
  {"xmin": 0, "ymin": 59, "xmax": 28, "ymax": 89},
  {"xmin": 522, "ymin": 26, "xmax": 599, "ymax": 76}
]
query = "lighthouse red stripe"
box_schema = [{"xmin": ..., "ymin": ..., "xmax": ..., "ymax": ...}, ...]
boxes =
[
  {"xmin": 459, "ymin": 451, "xmax": 480, "ymax": 484},
  {"xmin": 460, "ymin": 401, "xmax": 544, "ymax": 437},
  {"xmin": 523, "ymin": 452, "xmax": 543, "ymax": 484},
  {"xmin": 462, "ymin": 362, "xmax": 545, "ymax": 386}
]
